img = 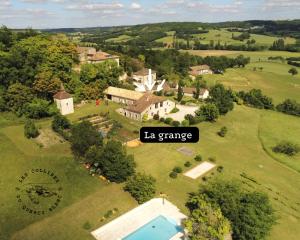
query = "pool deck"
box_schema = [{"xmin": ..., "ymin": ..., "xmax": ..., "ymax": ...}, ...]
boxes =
[
  {"xmin": 91, "ymin": 198, "xmax": 187, "ymax": 240},
  {"xmin": 184, "ymin": 161, "xmax": 216, "ymax": 179}
]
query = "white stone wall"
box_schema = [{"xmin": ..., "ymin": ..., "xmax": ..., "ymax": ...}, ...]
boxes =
[
  {"xmin": 55, "ymin": 98, "xmax": 74, "ymax": 115},
  {"xmin": 123, "ymin": 100, "xmax": 175, "ymax": 121}
]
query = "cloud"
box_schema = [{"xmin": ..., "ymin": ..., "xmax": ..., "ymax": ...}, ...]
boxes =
[
  {"xmin": 186, "ymin": 1, "xmax": 241, "ymax": 13},
  {"xmin": 66, "ymin": 2, "xmax": 124, "ymax": 11},
  {"xmin": 130, "ymin": 2, "xmax": 141, "ymax": 10},
  {"xmin": 0, "ymin": 0, "xmax": 11, "ymax": 7},
  {"xmin": 21, "ymin": 0, "xmax": 65, "ymax": 3},
  {"xmin": 264, "ymin": 0, "xmax": 300, "ymax": 7}
]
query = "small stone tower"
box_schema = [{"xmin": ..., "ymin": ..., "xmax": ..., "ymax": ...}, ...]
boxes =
[{"xmin": 53, "ymin": 84, "xmax": 74, "ymax": 115}]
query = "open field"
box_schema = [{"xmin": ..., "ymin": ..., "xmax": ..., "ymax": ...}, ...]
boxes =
[
  {"xmin": 202, "ymin": 61, "xmax": 300, "ymax": 104},
  {"xmin": 183, "ymin": 49, "xmax": 300, "ymax": 59},
  {"xmin": 157, "ymin": 29, "xmax": 296, "ymax": 47},
  {"xmin": 192, "ymin": 29, "xmax": 296, "ymax": 46},
  {"xmin": 1, "ymin": 101, "xmax": 299, "ymax": 240},
  {"xmin": 105, "ymin": 34, "xmax": 136, "ymax": 43}
]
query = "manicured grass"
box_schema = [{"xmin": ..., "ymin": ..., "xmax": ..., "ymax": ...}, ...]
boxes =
[
  {"xmin": 259, "ymin": 111, "xmax": 300, "ymax": 173},
  {"xmin": 128, "ymin": 106, "xmax": 300, "ymax": 240},
  {"xmin": 1, "ymin": 103, "xmax": 299, "ymax": 240}
]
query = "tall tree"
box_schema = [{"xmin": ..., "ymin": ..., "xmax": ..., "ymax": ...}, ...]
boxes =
[
  {"xmin": 177, "ymin": 79, "xmax": 184, "ymax": 102},
  {"xmin": 98, "ymin": 140, "xmax": 135, "ymax": 183},
  {"xmin": 185, "ymin": 194, "xmax": 231, "ymax": 240},
  {"xmin": 201, "ymin": 180, "xmax": 276, "ymax": 240},
  {"xmin": 209, "ymin": 84, "xmax": 234, "ymax": 115},
  {"xmin": 70, "ymin": 121, "xmax": 103, "ymax": 158}
]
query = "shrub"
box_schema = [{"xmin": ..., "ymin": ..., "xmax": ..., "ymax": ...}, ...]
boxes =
[
  {"xmin": 276, "ymin": 99, "xmax": 300, "ymax": 117},
  {"xmin": 184, "ymin": 114, "xmax": 202, "ymax": 125},
  {"xmin": 164, "ymin": 117, "xmax": 173, "ymax": 125},
  {"xmin": 208, "ymin": 157, "xmax": 216, "ymax": 163},
  {"xmin": 238, "ymin": 89, "xmax": 274, "ymax": 110},
  {"xmin": 194, "ymin": 154, "xmax": 202, "ymax": 162},
  {"xmin": 272, "ymin": 141, "xmax": 299, "ymax": 156},
  {"xmin": 52, "ymin": 114, "xmax": 71, "ymax": 132},
  {"xmin": 153, "ymin": 114, "xmax": 160, "ymax": 120},
  {"xmin": 195, "ymin": 103, "xmax": 219, "ymax": 122},
  {"xmin": 82, "ymin": 221, "xmax": 92, "ymax": 230},
  {"xmin": 202, "ymin": 176, "xmax": 208, "ymax": 181},
  {"xmin": 124, "ymin": 173, "xmax": 156, "ymax": 204},
  {"xmin": 172, "ymin": 120, "xmax": 180, "ymax": 127},
  {"xmin": 218, "ymin": 126, "xmax": 228, "ymax": 137},
  {"xmin": 184, "ymin": 161, "xmax": 192, "ymax": 167},
  {"xmin": 181, "ymin": 100, "xmax": 186, "ymax": 105},
  {"xmin": 133, "ymin": 130, "xmax": 139, "ymax": 134},
  {"xmin": 171, "ymin": 107, "xmax": 179, "ymax": 113},
  {"xmin": 142, "ymin": 113, "xmax": 148, "ymax": 122},
  {"xmin": 24, "ymin": 119, "xmax": 39, "ymax": 139},
  {"xmin": 173, "ymin": 166, "xmax": 183, "ymax": 173},
  {"xmin": 169, "ymin": 171, "xmax": 178, "ymax": 178},
  {"xmin": 181, "ymin": 120, "xmax": 189, "ymax": 126},
  {"xmin": 160, "ymin": 117, "xmax": 165, "ymax": 122},
  {"xmin": 217, "ymin": 166, "xmax": 224, "ymax": 173},
  {"xmin": 24, "ymin": 98, "xmax": 52, "ymax": 119}
]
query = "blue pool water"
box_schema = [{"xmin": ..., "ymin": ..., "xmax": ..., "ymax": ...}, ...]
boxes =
[{"xmin": 123, "ymin": 215, "xmax": 182, "ymax": 240}]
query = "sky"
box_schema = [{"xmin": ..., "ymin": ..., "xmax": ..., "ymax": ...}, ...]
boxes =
[{"xmin": 0, "ymin": 0, "xmax": 299, "ymax": 29}]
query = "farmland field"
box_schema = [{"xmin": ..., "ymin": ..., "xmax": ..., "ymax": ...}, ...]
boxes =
[{"xmin": 157, "ymin": 29, "xmax": 296, "ymax": 47}]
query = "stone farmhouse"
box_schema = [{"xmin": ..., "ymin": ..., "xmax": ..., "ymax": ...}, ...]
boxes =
[
  {"xmin": 104, "ymin": 86, "xmax": 143, "ymax": 105},
  {"xmin": 53, "ymin": 85, "xmax": 74, "ymax": 115},
  {"xmin": 182, "ymin": 87, "xmax": 210, "ymax": 100},
  {"xmin": 77, "ymin": 47, "xmax": 120, "ymax": 66},
  {"xmin": 104, "ymin": 87, "xmax": 175, "ymax": 121},
  {"xmin": 189, "ymin": 65, "xmax": 213, "ymax": 79}
]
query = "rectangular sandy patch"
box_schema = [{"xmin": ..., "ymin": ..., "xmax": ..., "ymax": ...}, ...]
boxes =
[{"xmin": 184, "ymin": 161, "xmax": 216, "ymax": 179}]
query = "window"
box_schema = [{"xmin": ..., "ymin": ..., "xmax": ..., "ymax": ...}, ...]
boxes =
[
  {"xmin": 160, "ymin": 102, "xmax": 163, "ymax": 107},
  {"xmin": 155, "ymin": 103, "xmax": 158, "ymax": 108}
]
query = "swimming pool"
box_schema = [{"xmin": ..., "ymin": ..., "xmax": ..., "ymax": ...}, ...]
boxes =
[{"xmin": 122, "ymin": 215, "xmax": 182, "ymax": 240}]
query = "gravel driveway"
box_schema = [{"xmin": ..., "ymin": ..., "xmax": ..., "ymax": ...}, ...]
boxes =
[{"xmin": 167, "ymin": 105, "xmax": 198, "ymax": 122}]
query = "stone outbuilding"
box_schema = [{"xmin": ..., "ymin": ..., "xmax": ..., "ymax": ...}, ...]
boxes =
[{"xmin": 53, "ymin": 85, "xmax": 74, "ymax": 115}]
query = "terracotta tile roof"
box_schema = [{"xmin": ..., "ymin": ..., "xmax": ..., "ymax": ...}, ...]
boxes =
[
  {"xmin": 90, "ymin": 51, "xmax": 119, "ymax": 61},
  {"xmin": 104, "ymin": 87, "xmax": 143, "ymax": 101},
  {"xmin": 190, "ymin": 65, "xmax": 211, "ymax": 71},
  {"xmin": 133, "ymin": 68, "xmax": 156, "ymax": 76},
  {"xmin": 125, "ymin": 93, "xmax": 165, "ymax": 113},
  {"xmin": 76, "ymin": 46, "xmax": 96, "ymax": 55},
  {"xmin": 53, "ymin": 90, "xmax": 72, "ymax": 100},
  {"xmin": 183, "ymin": 87, "xmax": 208, "ymax": 95}
]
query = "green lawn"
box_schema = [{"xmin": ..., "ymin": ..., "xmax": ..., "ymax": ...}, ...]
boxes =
[
  {"xmin": 1, "ymin": 102, "xmax": 299, "ymax": 240},
  {"xmin": 202, "ymin": 61, "xmax": 300, "ymax": 104}
]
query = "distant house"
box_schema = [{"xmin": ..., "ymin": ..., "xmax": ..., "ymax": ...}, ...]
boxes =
[
  {"xmin": 76, "ymin": 47, "xmax": 120, "ymax": 66},
  {"xmin": 182, "ymin": 87, "xmax": 210, "ymax": 100},
  {"xmin": 133, "ymin": 68, "xmax": 157, "ymax": 83},
  {"xmin": 53, "ymin": 85, "xmax": 74, "ymax": 115},
  {"xmin": 189, "ymin": 65, "xmax": 213, "ymax": 79},
  {"xmin": 103, "ymin": 86, "xmax": 144, "ymax": 105},
  {"xmin": 122, "ymin": 93, "xmax": 175, "ymax": 121},
  {"xmin": 132, "ymin": 68, "xmax": 167, "ymax": 93}
]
